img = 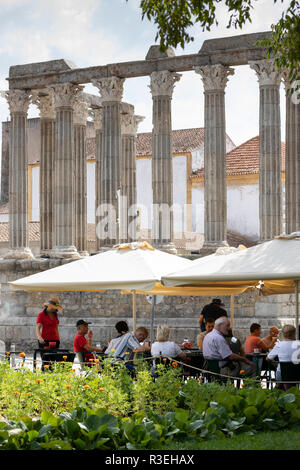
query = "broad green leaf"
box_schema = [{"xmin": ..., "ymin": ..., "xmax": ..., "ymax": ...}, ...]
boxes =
[
  {"xmin": 38, "ymin": 424, "xmax": 52, "ymax": 439},
  {"xmin": 40, "ymin": 440, "xmax": 73, "ymax": 450},
  {"xmin": 26, "ymin": 430, "xmax": 39, "ymax": 442}
]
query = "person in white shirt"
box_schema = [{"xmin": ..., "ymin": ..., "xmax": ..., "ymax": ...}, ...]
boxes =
[
  {"xmin": 151, "ymin": 325, "xmax": 187, "ymax": 367},
  {"xmin": 267, "ymin": 324, "xmax": 300, "ymax": 387}
]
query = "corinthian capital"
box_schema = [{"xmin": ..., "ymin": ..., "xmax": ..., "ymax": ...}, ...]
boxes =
[
  {"xmin": 249, "ymin": 59, "xmax": 282, "ymax": 87},
  {"xmin": 89, "ymin": 108, "xmax": 103, "ymax": 130},
  {"xmin": 195, "ymin": 64, "xmax": 234, "ymax": 91},
  {"xmin": 31, "ymin": 90, "xmax": 55, "ymax": 119},
  {"xmin": 51, "ymin": 83, "xmax": 84, "ymax": 108},
  {"xmin": 5, "ymin": 89, "xmax": 31, "ymax": 114},
  {"xmin": 121, "ymin": 113, "xmax": 144, "ymax": 135},
  {"xmin": 92, "ymin": 77, "xmax": 125, "ymax": 102},
  {"xmin": 149, "ymin": 71, "xmax": 181, "ymax": 97},
  {"xmin": 73, "ymin": 94, "xmax": 89, "ymax": 126}
]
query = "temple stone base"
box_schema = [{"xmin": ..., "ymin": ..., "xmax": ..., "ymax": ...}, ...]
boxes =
[
  {"xmin": 50, "ymin": 246, "xmax": 81, "ymax": 259},
  {"xmin": 3, "ymin": 248, "xmax": 34, "ymax": 260},
  {"xmin": 200, "ymin": 240, "xmax": 229, "ymax": 256},
  {"xmin": 152, "ymin": 242, "xmax": 177, "ymax": 254}
]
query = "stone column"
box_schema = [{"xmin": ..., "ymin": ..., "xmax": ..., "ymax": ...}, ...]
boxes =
[
  {"xmin": 149, "ymin": 70, "xmax": 181, "ymax": 253},
  {"xmin": 120, "ymin": 111, "xmax": 144, "ymax": 243},
  {"xmin": 73, "ymin": 96, "xmax": 89, "ymax": 257},
  {"xmin": 93, "ymin": 77, "xmax": 125, "ymax": 249},
  {"xmin": 4, "ymin": 89, "xmax": 34, "ymax": 259},
  {"xmin": 195, "ymin": 64, "xmax": 234, "ymax": 253},
  {"xmin": 250, "ymin": 59, "xmax": 282, "ymax": 241},
  {"xmin": 50, "ymin": 83, "xmax": 83, "ymax": 259},
  {"xmin": 92, "ymin": 108, "xmax": 103, "ymax": 253},
  {"xmin": 283, "ymin": 71, "xmax": 300, "ymax": 233},
  {"xmin": 31, "ymin": 91, "xmax": 56, "ymax": 256}
]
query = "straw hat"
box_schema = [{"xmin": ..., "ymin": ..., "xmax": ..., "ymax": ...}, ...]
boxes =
[{"xmin": 44, "ymin": 297, "xmax": 62, "ymax": 310}]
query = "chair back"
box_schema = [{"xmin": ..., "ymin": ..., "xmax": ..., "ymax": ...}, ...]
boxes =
[
  {"xmin": 203, "ymin": 357, "xmax": 222, "ymax": 382},
  {"xmin": 280, "ymin": 362, "xmax": 300, "ymax": 382}
]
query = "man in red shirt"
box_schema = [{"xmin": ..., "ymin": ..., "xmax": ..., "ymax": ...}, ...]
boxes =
[
  {"xmin": 73, "ymin": 319, "xmax": 103, "ymax": 365},
  {"xmin": 244, "ymin": 323, "xmax": 277, "ymax": 353}
]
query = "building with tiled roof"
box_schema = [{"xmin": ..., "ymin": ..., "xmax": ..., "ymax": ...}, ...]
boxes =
[{"xmin": 0, "ymin": 118, "xmax": 286, "ymax": 254}]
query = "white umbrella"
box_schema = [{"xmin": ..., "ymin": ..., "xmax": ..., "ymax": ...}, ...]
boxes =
[
  {"xmin": 9, "ymin": 241, "xmax": 193, "ymax": 330},
  {"xmin": 10, "ymin": 242, "xmax": 192, "ymax": 293},
  {"xmin": 163, "ymin": 233, "xmax": 300, "ymax": 337}
]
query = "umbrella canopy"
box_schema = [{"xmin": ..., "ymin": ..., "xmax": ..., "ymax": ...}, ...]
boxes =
[
  {"xmin": 9, "ymin": 242, "xmax": 193, "ymax": 293},
  {"xmin": 162, "ymin": 235, "xmax": 300, "ymax": 295}
]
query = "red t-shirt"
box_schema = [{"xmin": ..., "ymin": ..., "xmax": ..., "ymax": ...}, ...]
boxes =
[
  {"xmin": 36, "ymin": 310, "xmax": 59, "ymax": 341},
  {"xmin": 244, "ymin": 335, "xmax": 264, "ymax": 353},
  {"xmin": 73, "ymin": 333, "xmax": 94, "ymax": 362}
]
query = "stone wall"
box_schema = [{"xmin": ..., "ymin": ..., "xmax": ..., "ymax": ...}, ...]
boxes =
[{"xmin": 0, "ymin": 258, "xmax": 298, "ymax": 352}]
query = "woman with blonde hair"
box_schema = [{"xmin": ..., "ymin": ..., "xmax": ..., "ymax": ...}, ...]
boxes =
[
  {"xmin": 267, "ymin": 324, "xmax": 300, "ymax": 388},
  {"xmin": 151, "ymin": 325, "xmax": 187, "ymax": 361}
]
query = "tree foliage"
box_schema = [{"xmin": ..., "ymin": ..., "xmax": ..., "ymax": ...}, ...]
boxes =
[{"xmin": 136, "ymin": 0, "xmax": 299, "ymax": 81}]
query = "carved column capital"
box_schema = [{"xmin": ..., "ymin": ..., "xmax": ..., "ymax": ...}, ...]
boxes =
[
  {"xmin": 73, "ymin": 94, "xmax": 89, "ymax": 126},
  {"xmin": 31, "ymin": 90, "xmax": 55, "ymax": 119},
  {"xmin": 121, "ymin": 113, "xmax": 144, "ymax": 135},
  {"xmin": 90, "ymin": 108, "xmax": 103, "ymax": 130},
  {"xmin": 149, "ymin": 70, "xmax": 181, "ymax": 97},
  {"xmin": 249, "ymin": 59, "xmax": 282, "ymax": 87},
  {"xmin": 195, "ymin": 64, "xmax": 234, "ymax": 91},
  {"xmin": 51, "ymin": 83, "xmax": 84, "ymax": 108},
  {"xmin": 92, "ymin": 77, "xmax": 125, "ymax": 102},
  {"xmin": 5, "ymin": 89, "xmax": 31, "ymax": 114}
]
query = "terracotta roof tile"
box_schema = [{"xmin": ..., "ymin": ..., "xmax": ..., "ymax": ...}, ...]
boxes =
[
  {"xmin": 192, "ymin": 136, "xmax": 286, "ymax": 177},
  {"xmin": 85, "ymin": 128, "xmax": 206, "ymax": 160},
  {"xmin": 137, "ymin": 128, "xmax": 205, "ymax": 156}
]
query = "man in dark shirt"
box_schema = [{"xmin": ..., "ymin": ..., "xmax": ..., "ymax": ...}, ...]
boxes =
[{"xmin": 199, "ymin": 298, "xmax": 227, "ymax": 332}]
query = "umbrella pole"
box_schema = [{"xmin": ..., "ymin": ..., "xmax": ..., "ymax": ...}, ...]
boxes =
[
  {"xmin": 150, "ymin": 295, "xmax": 156, "ymax": 343},
  {"xmin": 132, "ymin": 290, "xmax": 137, "ymax": 332},
  {"xmin": 230, "ymin": 295, "xmax": 235, "ymax": 334},
  {"xmin": 296, "ymin": 280, "xmax": 299, "ymax": 340}
]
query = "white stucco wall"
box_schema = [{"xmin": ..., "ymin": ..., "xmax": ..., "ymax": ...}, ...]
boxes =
[
  {"xmin": 136, "ymin": 156, "xmax": 188, "ymax": 231},
  {"xmin": 173, "ymin": 156, "xmax": 187, "ymax": 232},
  {"xmin": 227, "ymin": 183, "xmax": 259, "ymax": 241},
  {"xmin": 191, "ymin": 148, "xmax": 204, "ymax": 171},
  {"xmin": 31, "ymin": 166, "xmax": 40, "ymax": 221},
  {"xmin": 192, "ymin": 181, "xmax": 260, "ymax": 241},
  {"xmin": 87, "ymin": 162, "xmax": 95, "ymax": 223},
  {"xmin": 191, "ymin": 186, "xmax": 204, "ymax": 233},
  {"xmin": 30, "ymin": 163, "xmax": 96, "ymax": 223},
  {"xmin": 136, "ymin": 158, "xmax": 153, "ymax": 229}
]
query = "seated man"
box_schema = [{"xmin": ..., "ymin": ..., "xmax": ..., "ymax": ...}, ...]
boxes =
[
  {"xmin": 244, "ymin": 323, "xmax": 277, "ymax": 353},
  {"xmin": 262, "ymin": 326, "xmax": 279, "ymax": 349},
  {"xmin": 73, "ymin": 319, "xmax": 103, "ymax": 365},
  {"xmin": 105, "ymin": 326, "xmax": 151, "ymax": 372},
  {"xmin": 225, "ymin": 328, "xmax": 244, "ymax": 355},
  {"xmin": 102, "ymin": 321, "xmax": 130, "ymax": 353},
  {"xmin": 197, "ymin": 318, "xmax": 215, "ymax": 351},
  {"xmin": 203, "ymin": 317, "xmax": 256, "ymax": 378}
]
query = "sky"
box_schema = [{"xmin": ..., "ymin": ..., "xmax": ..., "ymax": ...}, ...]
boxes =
[{"xmin": 0, "ymin": 0, "xmax": 292, "ymax": 148}]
